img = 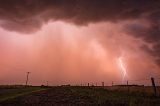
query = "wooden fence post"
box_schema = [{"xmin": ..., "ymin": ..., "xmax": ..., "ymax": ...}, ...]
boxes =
[
  {"xmin": 112, "ymin": 81, "xmax": 114, "ymax": 86},
  {"xmin": 102, "ymin": 82, "xmax": 104, "ymax": 88},
  {"xmin": 151, "ymin": 77, "xmax": 157, "ymax": 96},
  {"xmin": 127, "ymin": 80, "xmax": 129, "ymax": 93}
]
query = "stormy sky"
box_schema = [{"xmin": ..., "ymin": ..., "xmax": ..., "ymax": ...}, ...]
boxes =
[{"xmin": 0, "ymin": 0, "xmax": 160, "ymax": 86}]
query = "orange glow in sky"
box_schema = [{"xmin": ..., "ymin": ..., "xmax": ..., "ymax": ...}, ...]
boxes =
[{"xmin": 0, "ymin": 21, "xmax": 160, "ymax": 86}]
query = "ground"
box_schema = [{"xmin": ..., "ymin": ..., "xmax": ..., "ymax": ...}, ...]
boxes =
[
  {"xmin": 0, "ymin": 86, "xmax": 160, "ymax": 106},
  {"xmin": 0, "ymin": 86, "xmax": 46, "ymax": 102}
]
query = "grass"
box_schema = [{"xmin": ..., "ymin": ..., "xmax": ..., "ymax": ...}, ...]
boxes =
[
  {"xmin": 0, "ymin": 86, "xmax": 48, "ymax": 102},
  {"xmin": 69, "ymin": 87, "xmax": 160, "ymax": 106},
  {"xmin": 0, "ymin": 86, "xmax": 160, "ymax": 106}
]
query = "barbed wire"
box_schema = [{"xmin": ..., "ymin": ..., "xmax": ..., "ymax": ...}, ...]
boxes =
[{"xmin": 111, "ymin": 77, "xmax": 160, "ymax": 83}]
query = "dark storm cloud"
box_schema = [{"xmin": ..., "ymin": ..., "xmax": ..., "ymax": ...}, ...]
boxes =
[
  {"xmin": 0, "ymin": 0, "xmax": 159, "ymax": 32},
  {"xmin": 0, "ymin": 0, "xmax": 160, "ymax": 65},
  {"xmin": 125, "ymin": 15, "xmax": 160, "ymax": 65}
]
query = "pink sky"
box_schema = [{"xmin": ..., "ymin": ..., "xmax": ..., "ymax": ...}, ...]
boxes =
[{"xmin": 0, "ymin": 21, "xmax": 160, "ymax": 86}]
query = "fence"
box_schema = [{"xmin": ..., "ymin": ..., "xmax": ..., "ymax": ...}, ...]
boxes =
[{"xmin": 78, "ymin": 77, "xmax": 160, "ymax": 96}]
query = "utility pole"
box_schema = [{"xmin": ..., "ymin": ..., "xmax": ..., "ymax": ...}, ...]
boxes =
[{"xmin": 26, "ymin": 72, "xmax": 31, "ymax": 86}]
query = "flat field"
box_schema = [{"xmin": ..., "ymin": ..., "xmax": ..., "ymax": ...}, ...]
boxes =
[
  {"xmin": 0, "ymin": 86, "xmax": 160, "ymax": 106},
  {"xmin": 0, "ymin": 86, "xmax": 47, "ymax": 102}
]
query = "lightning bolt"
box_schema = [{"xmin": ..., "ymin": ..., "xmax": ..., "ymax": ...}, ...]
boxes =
[{"xmin": 118, "ymin": 57, "xmax": 127, "ymax": 81}]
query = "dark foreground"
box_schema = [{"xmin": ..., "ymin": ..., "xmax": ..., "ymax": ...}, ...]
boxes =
[{"xmin": 0, "ymin": 87, "xmax": 160, "ymax": 106}]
